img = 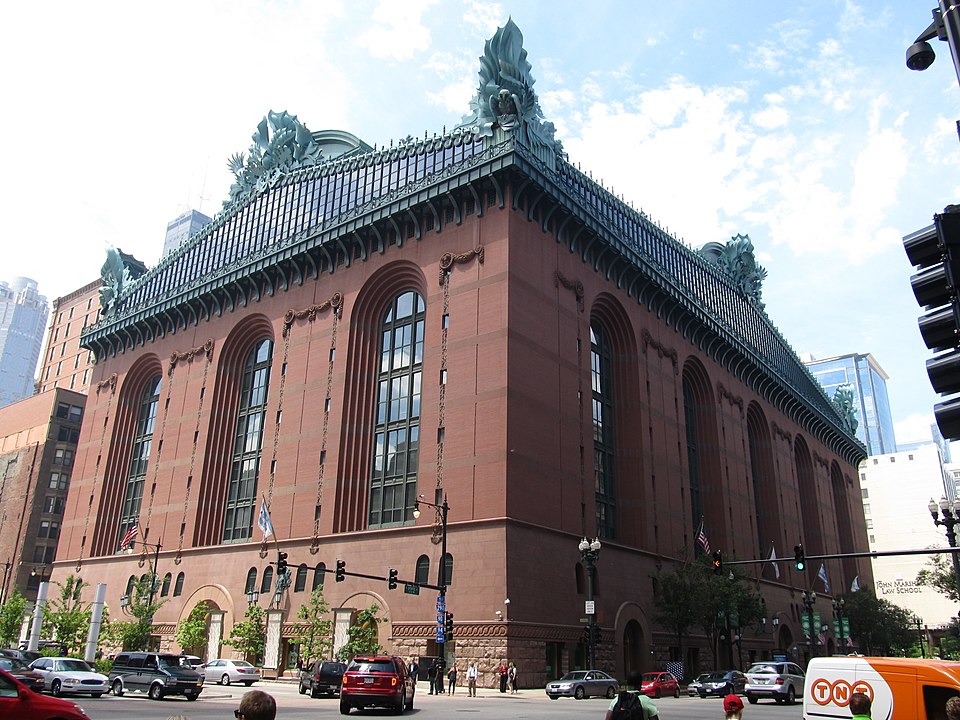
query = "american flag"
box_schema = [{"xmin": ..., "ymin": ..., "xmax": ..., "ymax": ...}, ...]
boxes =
[
  {"xmin": 119, "ymin": 523, "xmax": 138, "ymax": 551},
  {"xmin": 697, "ymin": 522, "xmax": 711, "ymax": 554}
]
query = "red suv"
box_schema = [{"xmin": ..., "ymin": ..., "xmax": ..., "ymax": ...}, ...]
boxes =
[{"xmin": 339, "ymin": 655, "xmax": 415, "ymax": 715}]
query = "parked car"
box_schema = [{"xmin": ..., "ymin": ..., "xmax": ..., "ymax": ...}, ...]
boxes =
[
  {"xmin": 698, "ymin": 670, "xmax": 747, "ymax": 697},
  {"xmin": 639, "ymin": 671, "xmax": 680, "ymax": 698},
  {"xmin": 687, "ymin": 673, "xmax": 710, "ymax": 697},
  {"xmin": 340, "ymin": 655, "xmax": 415, "ymax": 715},
  {"xmin": 299, "ymin": 660, "xmax": 346, "ymax": 697},
  {"xmin": 1, "ymin": 648, "xmax": 42, "ymax": 664},
  {"xmin": 744, "ymin": 661, "xmax": 805, "ymax": 705},
  {"xmin": 202, "ymin": 658, "xmax": 261, "ymax": 686},
  {"xmin": 179, "ymin": 655, "xmax": 203, "ymax": 670},
  {"xmin": 28, "ymin": 657, "xmax": 108, "ymax": 698},
  {"xmin": 545, "ymin": 670, "xmax": 619, "ymax": 700},
  {"xmin": 0, "ymin": 668, "xmax": 91, "ymax": 720},
  {"xmin": 0, "ymin": 655, "xmax": 45, "ymax": 693},
  {"xmin": 108, "ymin": 651, "xmax": 204, "ymax": 700}
]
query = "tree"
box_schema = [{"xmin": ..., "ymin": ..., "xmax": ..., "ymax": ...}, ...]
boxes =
[
  {"xmin": 292, "ymin": 589, "xmax": 333, "ymax": 663},
  {"xmin": 916, "ymin": 553, "xmax": 959, "ymax": 603},
  {"xmin": 224, "ymin": 604, "xmax": 266, "ymax": 663},
  {"xmin": 0, "ymin": 591, "xmax": 27, "ymax": 648},
  {"xmin": 176, "ymin": 601, "xmax": 210, "ymax": 656},
  {"xmin": 335, "ymin": 604, "xmax": 386, "ymax": 661},
  {"xmin": 114, "ymin": 575, "xmax": 166, "ymax": 651},
  {"xmin": 651, "ymin": 555, "xmax": 705, "ymax": 671},
  {"xmin": 843, "ymin": 590, "xmax": 915, "ymax": 656},
  {"xmin": 43, "ymin": 575, "xmax": 91, "ymax": 654}
]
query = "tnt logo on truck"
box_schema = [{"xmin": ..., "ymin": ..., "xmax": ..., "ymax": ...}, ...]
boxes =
[{"xmin": 811, "ymin": 678, "xmax": 874, "ymax": 706}]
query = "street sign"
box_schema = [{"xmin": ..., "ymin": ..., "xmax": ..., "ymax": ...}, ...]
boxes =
[
  {"xmin": 436, "ymin": 630, "xmax": 445, "ymax": 642},
  {"xmin": 585, "ymin": 600, "xmax": 595, "ymax": 615},
  {"xmin": 404, "ymin": 583, "xmax": 419, "ymax": 595}
]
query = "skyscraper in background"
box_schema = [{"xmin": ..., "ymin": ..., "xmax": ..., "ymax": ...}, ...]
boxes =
[
  {"xmin": 0, "ymin": 277, "xmax": 48, "ymax": 409},
  {"xmin": 162, "ymin": 209, "xmax": 212, "ymax": 258},
  {"xmin": 804, "ymin": 352, "xmax": 897, "ymax": 456}
]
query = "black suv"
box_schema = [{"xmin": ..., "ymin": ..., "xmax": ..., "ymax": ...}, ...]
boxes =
[{"xmin": 299, "ymin": 660, "xmax": 346, "ymax": 698}]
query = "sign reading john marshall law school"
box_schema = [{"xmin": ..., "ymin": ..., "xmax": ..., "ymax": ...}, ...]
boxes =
[{"xmin": 876, "ymin": 579, "xmax": 923, "ymax": 595}]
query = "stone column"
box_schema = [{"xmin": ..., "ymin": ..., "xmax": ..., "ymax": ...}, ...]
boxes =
[
  {"xmin": 264, "ymin": 609, "xmax": 283, "ymax": 677},
  {"xmin": 207, "ymin": 611, "xmax": 224, "ymax": 661}
]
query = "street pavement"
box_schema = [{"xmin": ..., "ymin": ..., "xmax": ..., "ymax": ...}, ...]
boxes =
[{"xmin": 73, "ymin": 678, "xmax": 806, "ymax": 719}]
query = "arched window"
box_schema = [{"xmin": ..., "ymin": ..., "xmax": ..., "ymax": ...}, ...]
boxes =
[
  {"xmin": 590, "ymin": 322, "xmax": 616, "ymax": 539},
  {"xmin": 223, "ymin": 339, "xmax": 273, "ymax": 542},
  {"xmin": 415, "ymin": 555, "xmax": 430, "ymax": 585},
  {"xmin": 295, "ymin": 564, "xmax": 308, "ymax": 592},
  {"xmin": 245, "ymin": 567, "xmax": 258, "ymax": 594},
  {"xmin": 682, "ymin": 376, "xmax": 702, "ymax": 532},
  {"xmin": 312, "ymin": 563, "xmax": 326, "ymax": 592},
  {"xmin": 160, "ymin": 572, "xmax": 172, "ymax": 597},
  {"xmin": 125, "ymin": 575, "xmax": 137, "ymax": 596},
  {"xmin": 441, "ymin": 553, "xmax": 454, "ymax": 587},
  {"xmin": 261, "ymin": 565, "xmax": 274, "ymax": 594},
  {"xmin": 369, "ymin": 291, "xmax": 424, "ymax": 528},
  {"xmin": 173, "ymin": 572, "xmax": 185, "ymax": 597},
  {"xmin": 118, "ymin": 376, "xmax": 161, "ymax": 548}
]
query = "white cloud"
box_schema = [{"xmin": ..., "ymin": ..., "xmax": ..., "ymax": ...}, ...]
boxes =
[
  {"xmin": 895, "ymin": 413, "xmax": 937, "ymax": 444},
  {"xmin": 359, "ymin": 0, "xmax": 438, "ymax": 61},
  {"xmin": 461, "ymin": 0, "xmax": 503, "ymax": 34}
]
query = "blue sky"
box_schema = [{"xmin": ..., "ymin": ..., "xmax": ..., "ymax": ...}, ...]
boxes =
[{"xmin": 3, "ymin": 1, "xmax": 959, "ymax": 445}]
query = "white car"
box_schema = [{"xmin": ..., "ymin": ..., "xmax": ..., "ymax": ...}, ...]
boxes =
[
  {"xmin": 29, "ymin": 656, "xmax": 108, "ymax": 697},
  {"xmin": 202, "ymin": 658, "xmax": 262, "ymax": 686},
  {"xmin": 744, "ymin": 661, "xmax": 805, "ymax": 705}
]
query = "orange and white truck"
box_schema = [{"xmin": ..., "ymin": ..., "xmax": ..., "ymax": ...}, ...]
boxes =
[{"xmin": 803, "ymin": 656, "xmax": 960, "ymax": 720}]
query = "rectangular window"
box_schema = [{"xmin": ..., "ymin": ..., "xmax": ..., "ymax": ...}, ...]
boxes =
[
  {"xmin": 49, "ymin": 472, "xmax": 69, "ymax": 490},
  {"xmin": 44, "ymin": 496, "xmax": 65, "ymax": 514}
]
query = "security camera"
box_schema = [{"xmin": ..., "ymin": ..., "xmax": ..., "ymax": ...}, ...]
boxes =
[{"xmin": 907, "ymin": 39, "xmax": 936, "ymax": 71}]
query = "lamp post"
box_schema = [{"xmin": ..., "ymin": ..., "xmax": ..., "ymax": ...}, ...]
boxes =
[
  {"xmin": 832, "ymin": 598, "xmax": 847, "ymax": 653},
  {"xmin": 579, "ymin": 537, "xmax": 601, "ymax": 670},
  {"xmin": 413, "ymin": 494, "xmax": 450, "ymax": 662},
  {"xmin": 30, "ymin": 565, "xmax": 50, "ymax": 584},
  {"xmin": 246, "ymin": 590, "xmax": 260, "ymax": 606},
  {"xmin": 928, "ymin": 497, "xmax": 960, "ymax": 600},
  {"xmin": 915, "ymin": 614, "xmax": 926, "ymax": 658},
  {"xmin": 127, "ymin": 539, "xmax": 163, "ymax": 608},
  {"xmin": 802, "ymin": 590, "xmax": 818, "ymax": 659}
]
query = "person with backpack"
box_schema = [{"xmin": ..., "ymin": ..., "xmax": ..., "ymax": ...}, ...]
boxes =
[{"xmin": 606, "ymin": 671, "xmax": 659, "ymax": 720}]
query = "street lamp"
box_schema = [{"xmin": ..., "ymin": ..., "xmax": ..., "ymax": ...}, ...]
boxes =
[
  {"xmin": 30, "ymin": 565, "xmax": 50, "ymax": 583},
  {"xmin": 579, "ymin": 537, "xmax": 601, "ymax": 670},
  {"xmin": 246, "ymin": 590, "xmax": 260, "ymax": 606},
  {"xmin": 413, "ymin": 493, "xmax": 450, "ymax": 662},
  {"xmin": 928, "ymin": 497, "xmax": 960, "ymax": 599},
  {"xmin": 832, "ymin": 598, "xmax": 847, "ymax": 652},
  {"xmin": 802, "ymin": 590, "xmax": 818, "ymax": 659},
  {"xmin": 127, "ymin": 539, "xmax": 163, "ymax": 608}
]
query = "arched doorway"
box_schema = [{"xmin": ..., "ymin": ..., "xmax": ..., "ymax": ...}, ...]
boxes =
[{"xmin": 622, "ymin": 619, "xmax": 644, "ymax": 677}]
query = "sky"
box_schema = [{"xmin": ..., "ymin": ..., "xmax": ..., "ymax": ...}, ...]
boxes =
[{"xmin": 3, "ymin": 0, "xmax": 959, "ymax": 445}]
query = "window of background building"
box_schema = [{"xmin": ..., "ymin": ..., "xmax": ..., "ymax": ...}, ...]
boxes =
[
  {"xmin": 118, "ymin": 376, "xmax": 161, "ymax": 547},
  {"xmin": 861, "ymin": 489, "xmax": 869, "ymax": 498},
  {"xmin": 590, "ymin": 321, "xmax": 617, "ymax": 539},
  {"xmin": 369, "ymin": 291, "xmax": 424, "ymax": 528},
  {"xmin": 53, "ymin": 449, "xmax": 74, "ymax": 466},
  {"xmin": 44, "ymin": 496, "xmax": 65, "ymax": 515},
  {"xmin": 223, "ymin": 338, "xmax": 273, "ymax": 542}
]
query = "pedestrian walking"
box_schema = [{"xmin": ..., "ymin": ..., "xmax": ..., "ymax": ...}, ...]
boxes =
[
  {"xmin": 508, "ymin": 661, "xmax": 518, "ymax": 693},
  {"xmin": 427, "ymin": 659, "xmax": 437, "ymax": 695},
  {"xmin": 434, "ymin": 658, "xmax": 445, "ymax": 694},
  {"xmin": 466, "ymin": 662, "xmax": 478, "ymax": 697},
  {"xmin": 447, "ymin": 663, "xmax": 458, "ymax": 694}
]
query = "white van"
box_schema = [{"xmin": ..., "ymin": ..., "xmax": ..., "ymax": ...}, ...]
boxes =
[{"xmin": 803, "ymin": 656, "xmax": 960, "ymax": 720}]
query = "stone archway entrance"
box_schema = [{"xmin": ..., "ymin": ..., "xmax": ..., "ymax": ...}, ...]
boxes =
[{"xmin": 622, "ymin": 619, "xmax": 644, "ymax": 678}]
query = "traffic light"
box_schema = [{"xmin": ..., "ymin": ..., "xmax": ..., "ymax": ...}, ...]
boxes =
[
  {"xmin": 905, "ymin": 207, "xmax": 960, "ymax": 438},
  {"xmin": 711, "ymin": 551, "xmax": 723, "ymax": 575},
  {"xmin": 794, "ymin": 544, "xmax": 805, "ymax": 571},
  {"xmin": 388, "ymin": 568, "xmax": 398, "ymax": 590},
  {"xmin": 335, "ymin": 559, "xmax": 346, "ymax": 582},
  {"xmin": 277, "ymin": 551, "xmax": 288, "ymax": 576},
  {"xmin": 444, "ymin": 612, "xmax": 454, "ymax": 637}
]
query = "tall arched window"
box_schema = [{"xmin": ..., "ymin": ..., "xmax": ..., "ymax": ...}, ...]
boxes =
[
  {"xmin": 223, "ymin": 339, "xmax": 273, "ymax": 542},
  {"xmin": 683, "ymin": 377, "xmax": 702, "ymax": 532},
  {"xmin": 590, "ymin": 322, "xmax": 616, "ymax": 539},
  {"xmin": 295, "ymin": 564, "xmax": 308, "ymax": 592},
  {"xmin": 261, "ymin": 566, "xmax": 274, "ymax": 594},
  {"xmin": 125, "ymin": 575, "xmax": 137, "ymax": 596},
  {"xmin": 415, "ymin": 555, "xmax": 430, "ymax": 585},
  {"xmin": 369, "ymin": 291, "xmax": 424, "ymax": 528},
  {"xmin": 118, "ymin": 376, "xmax": 161, "ymax": 547},
  {"xmin": 245, "ymin": 567, "xmax": 258, "ymax": 594},
  {"xmin": 312, "ymin": 563, "xmax": 326, "ymax": 591},
  {"xmin": 160, "ymin": 572, "xmax": 172, "ymax": 597},
  {"xmin": 173, "ymin": 572, "xmax": 185, "ymax": 597}
]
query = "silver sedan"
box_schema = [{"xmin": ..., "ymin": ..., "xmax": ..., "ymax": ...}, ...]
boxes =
[
  {"xmin": 201, "ymin": 659, "xmax": 262, "ymax": 686},
  {"xmin": 546, "ymin": 670, "xmax": 619, "ymax": 700}
]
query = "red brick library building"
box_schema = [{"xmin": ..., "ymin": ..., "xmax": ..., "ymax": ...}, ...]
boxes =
[{"xmin": 56, "ymin": 21, "xmax": 868, "ymax": 685}]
